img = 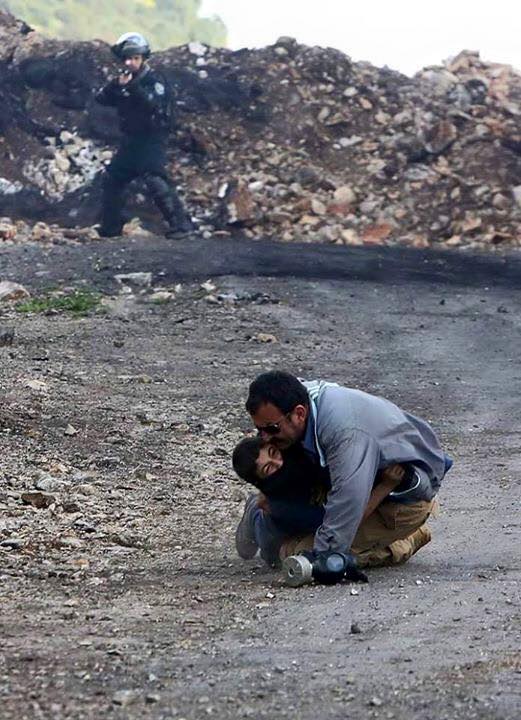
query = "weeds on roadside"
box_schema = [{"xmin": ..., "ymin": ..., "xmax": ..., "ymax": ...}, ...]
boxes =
[{"xmin": 16, "ymin": 289, "xmax": 102, "ymax": 315}]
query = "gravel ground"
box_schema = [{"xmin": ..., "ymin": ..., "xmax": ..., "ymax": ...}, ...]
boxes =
[{"xmin": 0, "ymin": 236, "xmax": 520, "ymax": 719}]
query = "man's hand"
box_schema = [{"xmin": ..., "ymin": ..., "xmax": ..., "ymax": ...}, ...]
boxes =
[
  {"xmin": 118, "ymin": 70, "xmax": 133, "ymax": 86},
  {"xmin": 256, "ymin": 492, "xmax": 270, "ymax": 513},
  {"xmin": 362, "ymin": 463, "xmax": 405, "ymax": 520},
  {"xmin": 301, "ymin": 550, "xmax": 369, "ymax": 585},
  {"xmin": 381, "ymin": 463, "xmax": 405, "ymax": 483}
]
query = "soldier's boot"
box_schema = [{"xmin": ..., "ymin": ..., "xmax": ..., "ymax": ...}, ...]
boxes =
[{"xmin": 144, "ymin": 174, "xmax": 194, "ymax": 240}]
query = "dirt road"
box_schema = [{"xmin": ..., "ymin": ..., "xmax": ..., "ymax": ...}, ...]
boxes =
[{"xmin": 1, "ymin": 236, "xmax": 520, "ymax": 719}]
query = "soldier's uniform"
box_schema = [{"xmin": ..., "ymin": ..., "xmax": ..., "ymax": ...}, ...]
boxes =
[{"xmin": 95, "ymin": 34, "xmax": 192, "ymax": 239}]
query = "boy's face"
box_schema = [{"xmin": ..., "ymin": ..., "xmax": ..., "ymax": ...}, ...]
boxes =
[{"xmin": 255, "ymin": 443, "xmax": 283, "ymax": 480}]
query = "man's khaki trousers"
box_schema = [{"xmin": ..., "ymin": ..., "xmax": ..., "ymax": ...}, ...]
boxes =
[{"xmin": 279, "ymin": 498, "xmax": 438, "ymax": 567}]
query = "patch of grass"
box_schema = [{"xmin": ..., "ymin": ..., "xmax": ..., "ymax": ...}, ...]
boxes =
[{"xmin": 16, "ymin": 290, "xmax": 102, "ymax": 315}]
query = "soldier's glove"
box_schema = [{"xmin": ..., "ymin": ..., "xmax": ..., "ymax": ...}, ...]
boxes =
[{"xmin": 301, "ymin": 550, "xmax": 369, "ymax": 585}]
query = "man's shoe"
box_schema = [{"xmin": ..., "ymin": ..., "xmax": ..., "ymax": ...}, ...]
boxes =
[
  {"xmin": 165, "ymin": 228, "xmax": 191, "ymax": 240},
  {"xmin": 235, "ymin": 493, "xmax": 260, "ymax": 560},
  {"xmin": 407, "ymin": 523, "xmax": 432, "ymax": 555},
  {"xmin": 165, "ymin": 217, "xmax": 195, "ymax": 241},
  {"xmin": 97, "ymin": 225, "xmax": 123, "ymax": 238},
  {"xmin": 388, "ymin": 523, "xmax": 432, "ymax": 565}
]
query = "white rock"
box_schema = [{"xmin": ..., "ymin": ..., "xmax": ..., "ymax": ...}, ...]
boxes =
[
  {"xmin": 113, "ymin": 689, "xmax": 139, "ymax": 706},
  {"xmin": 54, "ymin": 154, "xmax": 71, "ymax": 172},
  {"xmin": 311, "ymin": 198, "xmax": 327, "ymax": 215},
  {"xmin": 114, "ymin": 272, "xmax": 153, "ymax": 288},
  {"xmin": 512, "ymin": 186, "xmax": 521, "ymax": 207},
  {"xmin": 188, "ymin": 41, "xmax": 207, "ymax": 57},
  {"xmin": 333, "ymin": 186, "xmax": 357, "ymax": 204},
  {"xmin": 0, "ymin": 281, "xmax": 30, "ymax": 301},
  {"xmin": 200, "ymin": 280, "xmax": 217, "ymax": 293},
  {"xmin": 0, "ymin": 178, "xmax": 23, "ymax": 195},
  {"xmin": 24, "ymin": 379, "xmax": 49, "ymax": 392}
]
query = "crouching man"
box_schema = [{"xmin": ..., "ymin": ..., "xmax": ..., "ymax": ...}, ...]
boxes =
[{"xmin": 233, "ymin": 371, "xmax": 453, "ymax": 581}]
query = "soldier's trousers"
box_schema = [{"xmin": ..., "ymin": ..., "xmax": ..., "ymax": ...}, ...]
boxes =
[{"xmin": 100, "ymin": 134, "xmax": 188, "ymax": 234}]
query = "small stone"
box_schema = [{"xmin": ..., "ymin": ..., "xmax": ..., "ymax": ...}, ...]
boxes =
[
  {"xmin": 333, "ymin": 186, "xmax": 356, "ymax": 205},
  {"xmin": 149, "ymin": 291, "xmax": 174, "ymax": 303},
  {"xmin": 0, "ymin": 327, "xmax": 15, "ymax": 346},
  {"xmin": 0, "ymin": 538, "xmax": 25, "ymax": 550},
  {"xmin": 31, "ymin": 222, "xmax": 53, "ymax": 241},
  {"xmin": 64, "ymin": 424, "xmax": 79, "ymax": 436},
  {"xmin": 75, "ymin": 483, "xmax": 97, "ymax": 496},
  {"xmin": 222, "ymin": 179, "xmax": 256, "ymax": 225},
  {"xmin": 112, "ymin": 690, "xmax": 138, "ymax": 707},
  {"xmin": 114, "ymin": 272, "xmax": 152, "ymax": 288},
  {"xmin": 62, "ymin": 500, "xmax": 81, "ymax": 513},
  {"xmin": 0, "ymin": 221, "xmax": 17, "ymax": 240},
  {"xmin": 200, "ymin": 280, "xmax": 217, "ymax": 293},
  {"xmin": 253, "ymin": 333, "xmax": 278, "ymax": 343},
  {"xmin": 145, "ymin": 693, "xmax": 161, "ymax": 704},
  {"xmin": 370, "ymin": 697, "xmax": 383, "ymax": 707},
  {"xmin": 60, "ymin": 537, "xmax": 83, "ymax": 548},
  {"xmin": 0, "ymin": 281, "xmax": 30, "ymax": 302},
  {"xmin": 188, "ymin": 40, "xmax": 207, "ymax": 57},
  {"xmin": 25, "ymin": 379, "xmax": 48, "ymax": 392},
  {"xmin": 35, "ymin": 474, "xmax": 69, "ymax": 492},
  {"xmin": 21, "ymin": 491, "xmax": 56, "ymax": 509},
  {"xmin": 362, "ymin": 222, "xmax": 393, "ymax": 245},
  {"xmin": 59, "ymin": 130, "xmax": 75, "ymax": 144},
  {"xmin": 512, "ymin": 186, "xmax": 521, "ymax": 207},
  {"xmin": 423, "ymin": 120, "xmax": 457, "ymax": 154},
  {"xmin": 54, "ymin": 154, "xmax": 71, "ymax": 172},
  {"xmin": 311, "ymin": 198, "xmax": 327, "ymax": 215},
  {"xmin": 350, "ymin": 622, "xmax": 362, "ymax": 634}
]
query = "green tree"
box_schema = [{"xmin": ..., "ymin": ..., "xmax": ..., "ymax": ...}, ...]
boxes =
[{"xmin": 2, "ymin": 0, "xmax": 227, "ymax": 49}]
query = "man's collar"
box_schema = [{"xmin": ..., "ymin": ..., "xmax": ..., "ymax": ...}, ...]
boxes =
[{"xmin": 301, "ymin": 407, "xmax": 318, "ymax": 459}]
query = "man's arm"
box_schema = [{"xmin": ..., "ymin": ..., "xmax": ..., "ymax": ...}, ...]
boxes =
[
  {"xmin": 313, "ymin": 428, "xmax": 380, "ymax": 553},
  {"xmin": 126, "ymin": 76, "xmax": 168, "ymax": 114},
  {"xmin": 362, "ymin": 464, "xmax": 404, "ymax": 521},
  {"xmin": 95, "ymin": 80, "xmax": 122, "ymax": 107}
]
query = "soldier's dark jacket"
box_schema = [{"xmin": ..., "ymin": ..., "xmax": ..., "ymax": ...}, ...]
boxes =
[{"xmin": 96, "ymin": 65, "xmax": 171, "ymax": 137}]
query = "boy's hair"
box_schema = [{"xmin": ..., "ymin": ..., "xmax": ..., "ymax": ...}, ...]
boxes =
[
  {"xmin": 245, "ymin": 370, "xmax": 309, "ymax": 415},
  {"xmin": 232, "ymin": 436, "xmax": 264, "ymax": 487}
]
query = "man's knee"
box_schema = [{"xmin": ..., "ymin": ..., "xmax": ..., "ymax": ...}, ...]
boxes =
[{"xmin": 143, "ymin": 172, "xmax": 170, "ymax": 199}]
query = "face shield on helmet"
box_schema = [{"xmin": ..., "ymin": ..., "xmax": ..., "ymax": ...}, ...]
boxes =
[{"xmin": 111, "ymin": 32, "xmax": 151, "ymax": 60}]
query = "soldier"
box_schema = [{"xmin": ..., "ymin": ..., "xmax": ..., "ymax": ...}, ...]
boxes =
[{"xmin": 95, "ymin": 32, "xmax": 193, "ymax": 239}]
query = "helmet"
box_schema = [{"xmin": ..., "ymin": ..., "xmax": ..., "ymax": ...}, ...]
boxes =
[{"xmin": 111, "ymin": 32, "xmax": 151, "ymax": 60}]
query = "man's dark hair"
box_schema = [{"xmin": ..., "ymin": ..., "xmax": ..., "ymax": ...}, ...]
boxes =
[
  {"xmin": 232, "ymin": 436, "xmax": 264, "ymax": 487},
  {"xmin": 245, "ymin": 370, "xmax": 309, "ymax": 415}
]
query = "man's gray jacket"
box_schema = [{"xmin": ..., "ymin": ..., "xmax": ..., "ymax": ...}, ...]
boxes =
[{"xmin": 301, "ymin": 380, "xmax": 447, "ymax": 553}]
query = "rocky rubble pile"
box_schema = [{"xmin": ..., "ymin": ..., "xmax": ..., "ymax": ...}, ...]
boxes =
[{"xmin": 0, "ymin": 11, "xmax": 520, "ymax": 250}]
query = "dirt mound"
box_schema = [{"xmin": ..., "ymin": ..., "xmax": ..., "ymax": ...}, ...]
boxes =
[{"xmin": 0, "ymin": 11, "xmax": 520, "ymax": 250}]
